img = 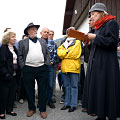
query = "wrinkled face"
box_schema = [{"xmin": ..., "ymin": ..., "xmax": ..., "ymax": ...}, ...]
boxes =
[
  {"xmin": 40, "ymin": 28, "xmax": 49, "ymax": 40},
  {"xmin": 89, "ymin": 18, "xmax": 94, "ymax": 28},
  {"xmin": 90, "ymin": 11, "xmax": 103, "ymax": 23},
  {"xmin": 27, "ymin": 27, "xmax": 38, "ymax": 38},
  {"xmin": 48, "ymin": 31, "xmax": 54, "ymax": 40},
  {"xmin": 9, "ymin": 34, "xmax": 16, "ymax": 45}
]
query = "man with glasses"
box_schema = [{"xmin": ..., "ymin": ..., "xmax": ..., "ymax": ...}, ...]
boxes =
[
  {"xmin": 48, "ymin": 30, "xmax": 54, "ymax": 40},
  {"xmin": 48, "ymin": 30, "xmax": 58, "ymax": 103}
]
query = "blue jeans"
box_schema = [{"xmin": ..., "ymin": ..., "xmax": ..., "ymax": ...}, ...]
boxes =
[
  {"xmin": 63, "ymin": 73, "xmax": 79, "ymax": 107},
  {"xmin": 48, "ymin": 65, "xmax": 54, "ymax": 101}
]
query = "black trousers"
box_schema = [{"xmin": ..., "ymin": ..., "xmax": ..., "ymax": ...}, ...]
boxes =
[
  {"xmin": 0, "ymin": 76, "xmax": 17, "ymax": 114},
  {"xmin": 22, "ymin": 65, "xmax": 48, "ymax": 112},
  {"xmin": 78, "ymin": 64, "xmax": 85, "ymax": 100},
  {"xmin": 19, "ymin": 78, "xmax": 26, "ymax": 100}
]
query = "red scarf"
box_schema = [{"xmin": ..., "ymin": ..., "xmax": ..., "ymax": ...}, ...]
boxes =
[{"xmin": 94, "ymin": 15, "xmax": 116, "ymax": 29}]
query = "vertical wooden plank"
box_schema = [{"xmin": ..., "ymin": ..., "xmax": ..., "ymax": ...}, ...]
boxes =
[
  {"xmin": 111, "ymin": 0, "xmax": 117, "ymax": 16},
  {"xmin": 81, "ymin": 0, "xmax": 84, "ymax": 11},
  {"xmin": 96, "ymin": 0, "xmax": 101, "ymax": 3},
  {"xmin": 82, "ymin": 0, "xmax": 85, "ymax": 10},
  {"xmin": 100, "ymin": 0, "xmax": 107, "ymax": 5},
  {"xmin": 116, "ymin": 0, "xmax": 120, "ymax": 27},
  {"xmin": 106, "ymin": 0, "xmax": 112, "ymax": 14},
  {"xmin": 71, "ymin": 0, "xmax": 77, "ymax": 26},
  {"xmin": 90, "ymin": 0, "xmax": 95, "ymax": 8}
]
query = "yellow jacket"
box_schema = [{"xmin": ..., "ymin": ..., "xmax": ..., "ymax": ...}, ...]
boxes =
[{"xmin": 57, "ymin": 40, "xmax": 82, "ymax": 73}]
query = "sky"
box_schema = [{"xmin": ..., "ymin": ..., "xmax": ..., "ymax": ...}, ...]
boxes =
[{"xmin": 0, "ymin": 0, "xmax": 66, "ymax": 41}]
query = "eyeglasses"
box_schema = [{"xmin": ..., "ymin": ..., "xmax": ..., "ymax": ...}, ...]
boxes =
[{"xmin": 49, "ymin": 34, "xmax": 54, "ymax": 36}]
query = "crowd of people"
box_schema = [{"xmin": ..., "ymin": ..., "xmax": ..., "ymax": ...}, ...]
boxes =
[{"xmin": 0, "ymin": 2, "xmax": 120, "ymax": 120}]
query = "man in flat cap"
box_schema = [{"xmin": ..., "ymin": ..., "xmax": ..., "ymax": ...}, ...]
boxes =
[{"xmin": 18, "ymin": 22, "xmax": 50, "ymax": 119}]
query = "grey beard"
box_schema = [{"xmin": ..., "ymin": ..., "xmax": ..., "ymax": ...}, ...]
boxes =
[{"xmin": 29, "ymin": 34, "xmax": 37, "ymax": 38}]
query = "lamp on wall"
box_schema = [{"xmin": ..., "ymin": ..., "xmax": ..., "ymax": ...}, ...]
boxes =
[{"xmin": 74, "ymin": 9, "xmax": 77, "ymax": 14}]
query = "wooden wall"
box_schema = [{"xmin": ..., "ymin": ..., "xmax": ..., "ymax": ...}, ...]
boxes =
[
  {"xmin": 70, "ymin": 0, "xmax": 120, "ymax": 29},
  {"xmin": 71, "ymin": 0, "xmax": 89, "ymax": 28},
  {"xmin": 63, "ymin": 0, "xmax": 76, "ymax": 34}
]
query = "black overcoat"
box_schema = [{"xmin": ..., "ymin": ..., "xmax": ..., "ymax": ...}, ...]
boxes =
[
  {"xmin": 0, "ymin": 44, "xmax": 20, "ymax": 85},
  {"xmin": 82, "ymin": 20, "xmax": 120, "ymax": 118}
]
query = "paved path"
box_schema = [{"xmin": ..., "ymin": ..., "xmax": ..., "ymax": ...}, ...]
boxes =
[{"xmin": 5, "ymin": 82, "xmax": 120, "ymax": 120}]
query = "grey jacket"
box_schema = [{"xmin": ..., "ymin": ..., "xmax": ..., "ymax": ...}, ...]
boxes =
[{"xmin": 18, "ymin": 38, "xmax": 50, "ymax": 69}]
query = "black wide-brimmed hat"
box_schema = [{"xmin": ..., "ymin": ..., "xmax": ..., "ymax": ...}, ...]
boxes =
[{"xmin": 24, "ymin": 22, "xmax": 40, "ymax": 35}]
